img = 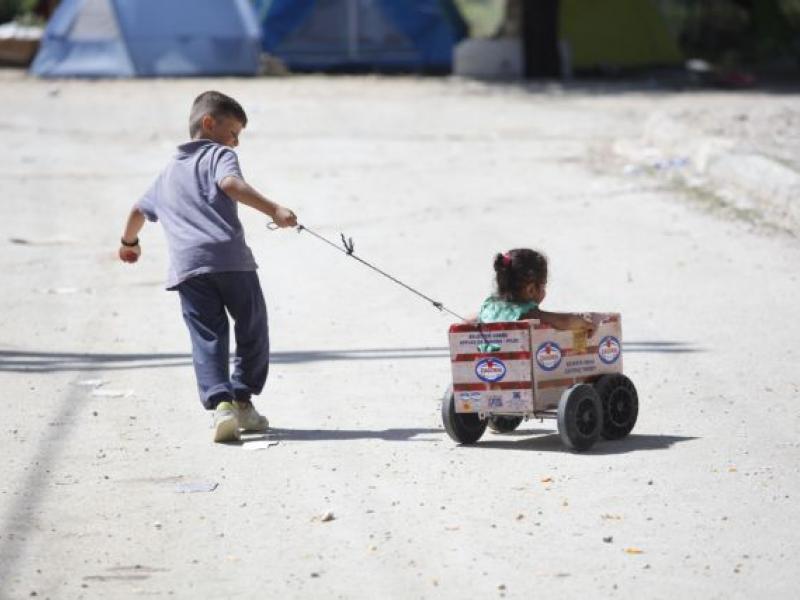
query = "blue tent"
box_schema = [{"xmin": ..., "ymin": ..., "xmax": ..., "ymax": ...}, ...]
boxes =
[
  {"xmin": 30, "ymin": 0, "xmax": 262, "ymax": 78},
  {"xmin": 255, "ymin": 0, "xmax": 466, "ymax": 72}
]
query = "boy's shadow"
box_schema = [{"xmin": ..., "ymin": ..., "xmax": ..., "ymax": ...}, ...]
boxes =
[{"xmin": 230, "ymin": 427, "xmax": 442, "ymax": 446}]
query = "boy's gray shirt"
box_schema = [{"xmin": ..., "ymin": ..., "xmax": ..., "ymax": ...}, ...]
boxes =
[{"xmin": 136, "ymin": 140, "xmax": 257, "ymax": 289}]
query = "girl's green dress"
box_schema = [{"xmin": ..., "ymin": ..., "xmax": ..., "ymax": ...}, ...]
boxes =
[
  {"xmin": 476, "ymin": 297, "xmax": 538, "ymax": 352},
  {"xmin": 477, "ymin": 296, "xmax": 538, "ymax": 323}
]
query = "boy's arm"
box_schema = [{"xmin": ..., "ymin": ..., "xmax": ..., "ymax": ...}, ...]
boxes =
[
  {"xmin": 119, "ymin": 207, "xmax": 145, "ymax": 263},
  {"xmin": 219, "ymin": 176, "xmax": 297, "ymax": 228},
  {"xmin": 525, "ymin": 308, "xmax": 595, "ymax": 336}
]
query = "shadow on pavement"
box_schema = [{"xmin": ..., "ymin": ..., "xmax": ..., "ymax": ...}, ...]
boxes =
[
  {"xmin": 0, "ymin": 347, "xmax": 447, "ymax": 372},
  {"xmin": 238, "ymin": 427, "xmax": 442, "ymax": 443},
  {"xmin": 0, "ymin": 340, "xmax": 703, "ymax": 373},
  {"xmin": 624, "ymin": 341, "xmax": 704, "ymax": 354},
  {"xmin": 0, "ymin": 385, "xmax": 85, "ymax": 588},
  {"xmin": 470, "ymin": 432, "xmax": 697, "ymax": 454},
  {"xmin": 229, "ymin": 428, "xmax": 694, "ymax": 453},
  {"xmin": 482, "ymin": 78, "xmax": 800, "ymax": 98}
]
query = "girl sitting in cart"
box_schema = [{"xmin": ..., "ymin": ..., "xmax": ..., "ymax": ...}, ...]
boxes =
[
  {"xmin": 476, "ymin": 248, "xmax": 598, "ymax": 333},
  {"xmin": 444, "ymin": 248, "xmax": 638, "ymax": 449}
]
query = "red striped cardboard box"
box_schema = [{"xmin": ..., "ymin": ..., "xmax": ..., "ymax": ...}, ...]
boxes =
[
  {"xmin": 530, "ymin": 314, "xmax": 623, "ymax": 411},
  {"xmin": 448, "ymin": 315, "xmax": 623, "ymax": 414},
  {"xmin": 448, "ymin": 321, "xmax": 533, "ymax": 414}
]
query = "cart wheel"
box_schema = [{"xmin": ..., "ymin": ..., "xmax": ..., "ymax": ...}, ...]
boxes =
[
  {"xmin": 441, "ymin": 386, "xmax": 487, "ymax": 445},
  {"xmin": 557, "ymin": 384, "xmax": 603, "ymax": 451},
  {"xmin": 594, "ymin": 374, "xmax": 638, "ymax": 440},
  {"xmin": 488, "ymin": 415, "xmax": 523, "ymax": 433}
]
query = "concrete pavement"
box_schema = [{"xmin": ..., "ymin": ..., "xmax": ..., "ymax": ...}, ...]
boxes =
[{"xmin": 1, "ymin": 73, "xmax": 799, "ymax": 599}]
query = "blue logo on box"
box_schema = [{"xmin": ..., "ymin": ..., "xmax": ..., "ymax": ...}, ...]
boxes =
[
  {"xmin": 598, "ymin": 336, "xmax": 621, "ymax": 364},
  {"xmin": 475, "ymin": 358, "xmax": 507, "ymax": 383},
  {"xmin": 536, "ymin": 341, "xmax": 562, "ymax": 371}
]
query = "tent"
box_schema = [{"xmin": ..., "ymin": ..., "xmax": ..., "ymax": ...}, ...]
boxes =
[
  {"xmin": 255, "ymin": 0, "xmax": 467, "ymax": 72},
  {"xmin": 30, "ymin": 0, "xmax": 262, "ymax": 77},
  {"xmin": 481, "ymin": 0, "xmax": 682, "ymax": 77},
  {"xmin": 559, "ymin": 0, "xmax": 682, "ymax": 71}
]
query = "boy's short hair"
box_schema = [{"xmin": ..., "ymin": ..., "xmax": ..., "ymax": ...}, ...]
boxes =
[{"xmin": 189, "ymin": 91, "xmax": 248, "ymax": 138}]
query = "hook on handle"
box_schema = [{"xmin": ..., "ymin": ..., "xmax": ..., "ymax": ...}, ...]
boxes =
[
  {"xmin": 340, "ymin": 233, "xmax": 355, "ymax": 256},
  {"xmin": 268, "ymin": 221, "xmax": 305, "ymax": 234}
]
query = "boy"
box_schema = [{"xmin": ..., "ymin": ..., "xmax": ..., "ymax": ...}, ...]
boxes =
[{"xmin": 119, "ymin": 90, "xmax": 297, "ymax": 443}]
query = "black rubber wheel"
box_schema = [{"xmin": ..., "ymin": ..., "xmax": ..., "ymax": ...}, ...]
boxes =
[
  {"xmin": 557, "ymin": 383, "xmax": 603, "ymax": 451},
  {"xmin": 594, "ymin": 373, "xmax": 638, "ymax": 440},
  {"xmin": 487, "ymin": 415, "xmax": 524, "ymax": 433},
  {"xmin": 441, "ymin": 385, "xmax": 487, "ymax": 445}
]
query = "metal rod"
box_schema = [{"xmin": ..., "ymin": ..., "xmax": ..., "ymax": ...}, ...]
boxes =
[{"xmin": 293, "ymin": 223, "xmax": 469, "ymax": 323}]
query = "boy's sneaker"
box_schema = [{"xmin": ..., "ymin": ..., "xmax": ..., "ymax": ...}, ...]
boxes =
[
  {"xmin": 233, "ymin": 400, "xmax": 269, "ymax": 432},
  {"xmin": 213, "ymin": 401, "xmax": 241, "ymax": 443}
]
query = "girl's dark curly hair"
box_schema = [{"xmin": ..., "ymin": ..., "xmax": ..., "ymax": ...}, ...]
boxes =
[{"xmin": 493, "ymin": 248, "xmax": 548, "ymax": 302}]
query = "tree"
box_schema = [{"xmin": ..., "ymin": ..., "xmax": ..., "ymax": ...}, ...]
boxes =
[{"xmin": 732, "ymin": 0, "xmax": 795, "ymax": 59}]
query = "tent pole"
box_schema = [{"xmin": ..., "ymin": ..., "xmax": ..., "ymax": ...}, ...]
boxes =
[
  {"xmin": 522, "ymin": 0, "xmax": 560, "ymax": 78},
  {"xmin": 347, "ymin": 0, "xmax": 358, "ymax": 61}
]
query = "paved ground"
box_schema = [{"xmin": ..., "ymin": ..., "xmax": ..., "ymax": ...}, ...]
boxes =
[{"xmin": 1, "ymin": 73, "xmax": 798, "ymax": 599}]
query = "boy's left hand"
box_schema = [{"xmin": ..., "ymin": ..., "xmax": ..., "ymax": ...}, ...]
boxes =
[{"xmin": 119, "ymin": 244, "xmax": 141, "ymax": 263}]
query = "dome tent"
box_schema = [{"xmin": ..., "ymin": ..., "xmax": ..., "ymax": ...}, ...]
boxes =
[
  {"xmin": 30, "ymin": 0, "xmax": 262, "ymax": 78},
  {"xmin": 256, "ymin": 0, "xmax": 467, "ymax": 72},
  {"xmin": 490, "ymin": 0, "xmax": 682, "ymax": 77},
  {"xmin": 559, "ymin": 0, "xmax": 682, "ymax": 72}
]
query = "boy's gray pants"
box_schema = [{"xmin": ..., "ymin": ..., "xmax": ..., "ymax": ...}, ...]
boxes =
[{"xmin": 176, "ymin": 271, "xmax": 269, "ymax": 410}]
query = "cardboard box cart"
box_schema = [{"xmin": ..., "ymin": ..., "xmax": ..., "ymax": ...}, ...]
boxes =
[{"xmin": 443, "ymin": 314, "xmax": 638, "ymax": 451}]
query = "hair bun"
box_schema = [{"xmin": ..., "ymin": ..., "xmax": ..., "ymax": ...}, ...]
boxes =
[{"xmin": 493, "ymin": 252, "xmax": 506, "ymax": 272}]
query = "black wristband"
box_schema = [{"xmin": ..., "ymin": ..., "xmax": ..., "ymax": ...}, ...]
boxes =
[{"xmin": 120, "ymin": 237, "xmax": 139, "ymax": 247}]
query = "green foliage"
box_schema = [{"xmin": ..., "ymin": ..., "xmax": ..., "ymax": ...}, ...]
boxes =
[
  {"xmin": 780, "ymin": 0, "xmax": 800, "ymax": 26},
  {"xmin": 0, "ymin": 0, "xmax": 38, "ymax": 24},
  {"xmin": 452, "ymin": 0, "xmax": 505, "ymax": 38},
  {"xmin": 659, "ymin": 0, "xmax": 799, "ymax": 64},
  {"xmin": 453, "ymin": 0, "xmax": 798, "ymax": 66}
]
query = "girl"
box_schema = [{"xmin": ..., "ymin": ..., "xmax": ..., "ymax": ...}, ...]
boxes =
[{"xmin": 477, "ymin": 248, "xmax": 595, "ymax": 334}]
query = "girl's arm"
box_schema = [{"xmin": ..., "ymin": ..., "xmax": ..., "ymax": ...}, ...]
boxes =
[{"xmin": 523, "ymin": 308, "xmax": 595, "ymax": 336}]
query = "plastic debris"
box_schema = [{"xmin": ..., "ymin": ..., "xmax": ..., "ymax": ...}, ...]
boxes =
[
  {"xmin": 72, "ymin": 379, "xmax": 108, "ymax": 388},
  {"xmin": 175, "ymin": 481, "xmax": 218, "ymax": 493},
  {"xmin": 91, "ymin": 388, "xmax": 133, "ymax": 398},
  {"xmin": 0, "ymin": 22, "xmax": 43, "ymax": 41},
  {"xmin": 242, "ymin": 439, "xmax": 279, "ymax": 451},
  {"xmin": 622, "ymin": 164, "xmax": 642, "ymax": 176},
  {"xmin": 624, "ymin": 547, "xmax": 644, "ymax": 554},
  {"xmin": 651, "ymin": 157, "xmax": 689, "ymax": 171},
  {"xmin": 312, "ymin": 511, "xmax": 335, "ymax": 523}
]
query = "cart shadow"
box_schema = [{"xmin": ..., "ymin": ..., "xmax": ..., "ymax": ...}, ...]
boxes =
[
  {"xmin": 485, "ymin": 427, "xmax": 555, "ymax": 437},
  {"xmin": 472, "ymin": 433, "xmax": 697, "ymax": 454}
]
